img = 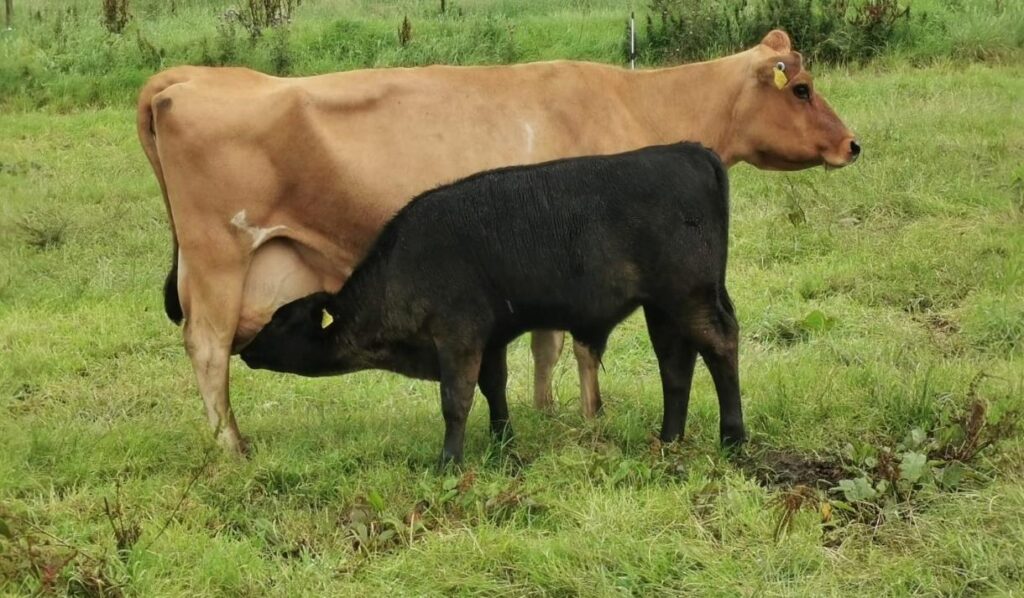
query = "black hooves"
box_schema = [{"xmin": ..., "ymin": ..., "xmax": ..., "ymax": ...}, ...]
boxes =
[
  {"xmin": 720, "ymin": 429, "xmax": 747, "ymax": 457},
  {"xmin": 438, "ymin": 450, "xmax": 462, "ymax": 470},
  {"xmin": 491, "ymin": 422, "xmax": 514, "ymax": 444}
]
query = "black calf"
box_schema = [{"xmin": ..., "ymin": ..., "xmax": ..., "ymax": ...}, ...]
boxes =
[{"xmin": 241, "ymin": 142, "xmax": 744, "ymax": 463}]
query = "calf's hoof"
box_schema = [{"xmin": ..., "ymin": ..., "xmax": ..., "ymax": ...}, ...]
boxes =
[
  {"xmin": 720, "ymin": 428, "xmax": 747, "ymax": 451},
  {"xmin": 659, "ymin": 428, "xmax": 683, "ymax": 444},
  {"xmin": 491, "ymin": 421, "xmax": 515, "ymax": 444},
  {"xmin": 438, "ymin": 449, "xmax": 463, "ymax": 470}
]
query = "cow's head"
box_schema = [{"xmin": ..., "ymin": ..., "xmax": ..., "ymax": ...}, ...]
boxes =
[
  {"xmin": 729, "ymin": 30, "xmax": 859, "ymax": 170},
  {"xmin": 240, "ymin": 292, "xmax": 341, "ymax": 376}
]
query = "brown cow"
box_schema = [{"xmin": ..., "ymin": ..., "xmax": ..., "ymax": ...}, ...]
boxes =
[{"xmin": 138, "ymin": 30, "xmax": 858, "ymax": 454}]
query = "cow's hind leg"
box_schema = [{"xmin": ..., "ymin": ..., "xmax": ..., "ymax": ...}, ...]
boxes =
[
  {"xmin": 530, "ymin": 330, "xmax": 564, "ymax": 410},
  {"xmin": 437, "ymin": 342, "xmax": 483, "ymax": 466},
  {"xmin": 179, "ymin": 251, "xmax": 249, "ymax": 455},
  {"xmin": 683, "ymin": 288, "xmax": 744, "ymax": 447},
  {"xmin": 573, "ymin": 340, "xmax": 603, "ymax": 418},
  {"xmin": 479, "ymin": 344, "xmax": 512, "ymax": 442},
  {"xmin": 643, "ymin": 305, "xmax": 699, "ymax": 443}
]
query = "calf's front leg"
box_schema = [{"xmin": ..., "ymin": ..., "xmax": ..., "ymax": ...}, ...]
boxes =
[
  {"xmin": 478, "ymin": 345, "xmax": 512, "ymax": 442},
  {"xmin": 437, "ymin": 347, "xmax": 483, "ymax": 465},
  {"xmin": 643, "ymin": 305, "xmax": 698, "ymax": 443}
]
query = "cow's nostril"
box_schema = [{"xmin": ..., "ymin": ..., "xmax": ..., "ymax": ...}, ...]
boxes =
[{"xmin": 850, "ymin": 140, "xmax": 861, "ymax": 156}]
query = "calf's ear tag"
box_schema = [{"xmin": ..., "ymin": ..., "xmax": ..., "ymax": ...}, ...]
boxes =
[
  {"xmin": 321, "ymin": 309, "xmax": 334, "ymax": 329},
  {"xmin": 773, "ymin": 62, "xmax": 788, "ymax": 90}
]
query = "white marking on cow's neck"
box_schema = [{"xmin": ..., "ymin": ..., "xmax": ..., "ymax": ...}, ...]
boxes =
[
  {"xmin": 230, "ymin": 209, "xmax": 288, "ymax": 249},
  {"xmin": 523, "ymin": 122, "xmax": 535, "ymax": 155}
]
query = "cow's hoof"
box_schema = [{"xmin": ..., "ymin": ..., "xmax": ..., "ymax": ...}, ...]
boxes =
[
  {"xmin": 533, "ymin": 389, "xmax": 555, "ymax": 413},
  {"xmin": 217, "ymin": 430, "xmax": 249, "ymax": 457},
  {"xmin": 581, "ymin": 395, "xmax": 603, "ymax": 419}
]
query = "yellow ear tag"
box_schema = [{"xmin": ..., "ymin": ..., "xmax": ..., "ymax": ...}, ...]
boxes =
[
  {"xmin": 321, "ymin": 309, "xmax": 334, "ymax": 329},
  {"xmin": 773, "ymin": 66, "xmax": 788, "ymax": 90}
]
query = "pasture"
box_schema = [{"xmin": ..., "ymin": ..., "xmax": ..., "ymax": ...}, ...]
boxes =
[{"xmin": 1, "ymin": 1, "xmax": 1023, "ymax": 595}]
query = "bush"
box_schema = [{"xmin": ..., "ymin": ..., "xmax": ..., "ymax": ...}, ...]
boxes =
[
  {"xmin": 136, "ymin": 31, "xmax": 164, "ymax": 71},
  {"xmin": 101, "ymin": 0, "xmax": 132, "ymax": 35},
  {"xmin": 268, "ymin": 26, "xmax": 293, "ymax": 74},
  {"xmin": 639, "ymin": 0, "xmax": 911, "ymax": 64},
  {"xmin": 232, "ymin": 0, "xmax": 303, "ymax": 40}
]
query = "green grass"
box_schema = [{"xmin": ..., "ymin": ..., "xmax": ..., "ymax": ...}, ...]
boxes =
[
  {"xmin": 2, "ymin": 2, "xmax": 1024, "ymax": 596},
  {"xmin": 1, "ymin": 0, "xmax": 1022, "ymax": 110}
]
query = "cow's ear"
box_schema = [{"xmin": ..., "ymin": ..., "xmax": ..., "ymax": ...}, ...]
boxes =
[
  {"xmin": 760, "ymin": 30, "xmax": 792, "ymax": 52},
  {"xmin": 757, "ymin": 53, "xmax": 804, "ymax": 89}
]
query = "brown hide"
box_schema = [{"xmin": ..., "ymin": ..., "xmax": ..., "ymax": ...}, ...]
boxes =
[{"xmin": 137, "ymin": 30, "xmax": 856, "ymax": 451}]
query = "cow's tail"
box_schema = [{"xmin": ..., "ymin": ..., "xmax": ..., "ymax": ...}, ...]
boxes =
[{"xmin": 137, "ymin": 69, "xmax": 190, "ymax": 325}]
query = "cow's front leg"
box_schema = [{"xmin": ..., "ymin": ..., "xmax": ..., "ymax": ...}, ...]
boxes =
[
  {"xmin": 437, "ymin": 345, "xmax": 483, "ymax": 466},
  {"xmin": 530, "ymin": 330, "xmax": 564, "ymax": 410},
  {"xmin": 179, "ymin": 248, "xmax": 249, "ymax": 455}
]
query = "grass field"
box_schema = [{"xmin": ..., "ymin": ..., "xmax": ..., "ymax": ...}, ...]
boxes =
[{"xmin": 2, "ymin": 1, "xmax": 1024, "ymax": 596}]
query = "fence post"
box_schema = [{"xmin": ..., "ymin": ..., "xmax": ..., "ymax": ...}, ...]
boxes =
[
  {"xmin": 629, "ymin": 11, "xmax": 636, "ymax": 70},
  {"xmin": 5, "ymin": 0, "xmax": 12, "ymax": 30}
]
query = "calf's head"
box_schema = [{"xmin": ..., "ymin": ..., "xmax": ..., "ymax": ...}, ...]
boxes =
[
  {"xmin": 728, "ymin": 30, "xmax": 860, "ymax": 170},
  {"xmin": 240, "ymin": 292, "xmax": 339, "ymax": 376}
]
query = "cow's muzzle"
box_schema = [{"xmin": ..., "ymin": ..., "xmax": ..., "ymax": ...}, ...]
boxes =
[{"xmin": 849, "ymin": 140, "xmax": 861, "ymax": 163}]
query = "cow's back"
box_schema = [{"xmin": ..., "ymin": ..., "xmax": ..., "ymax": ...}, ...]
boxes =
[{"xmin": 143, "ymin": 61, "xmax": 680, "ymax": 346}]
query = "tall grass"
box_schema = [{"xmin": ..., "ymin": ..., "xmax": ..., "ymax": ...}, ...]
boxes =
[{"xmin": 0, "ymin": 0, "xmax": 1021, "ymax": 110}]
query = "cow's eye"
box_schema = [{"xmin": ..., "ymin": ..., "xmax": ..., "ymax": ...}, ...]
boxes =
[{"xmin": 793, "ymin": 84, "xmax": 811, "ymax": 101}]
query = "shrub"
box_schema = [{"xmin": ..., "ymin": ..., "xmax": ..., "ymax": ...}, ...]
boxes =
[
  {"xmin": 268, "ymin": 26, "xmax": 292, "ymax": 74},
  {"xmin": 398, "ymin": 15, "xmax": 412, "ymax": 47},
  {"xmin": 641, "ymin": 0, "xmax": 734, "ymax": 61},
  {"xmin": 136, "ymin": 30, "xmax": 164, "ymax": 71},
  {"xmin": 639, "ymin": 0, "xmax": 911, "ymax": 65},
  {"xmin": 101, "ymin": 0, "xmax": 131, "ymax": 35},
  {"xmin": 232, "ymin": 0, "xmax": 302, "ymax": 40},
  {"xmin": 215, "ymin": 12, "xmax": 240, "ymax": 64}
]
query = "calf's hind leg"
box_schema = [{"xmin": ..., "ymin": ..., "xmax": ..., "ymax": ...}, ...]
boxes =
[
  {"xmin": 478, "ymin": 345, "xmax": 513, "ymax": 442},
  {"xmin": 684, "ymin": 290, "xmax": 744, "ymax": 446},
  {"xmin": 643, "ymin": 305, "xmax": 699, "ymax": 443}
]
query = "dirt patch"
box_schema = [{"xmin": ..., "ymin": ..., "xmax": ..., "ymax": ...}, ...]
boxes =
[
  {"xmin": 920, "ymin": 313, "xmax": 960, "ymax": 335},
  {"xmin": 915, "ymin": 312, "xmax": 964, "ymax": 356},
  {"xmin": 736, "ymin": 448, "xmax": 847, "ymax": 490}
]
